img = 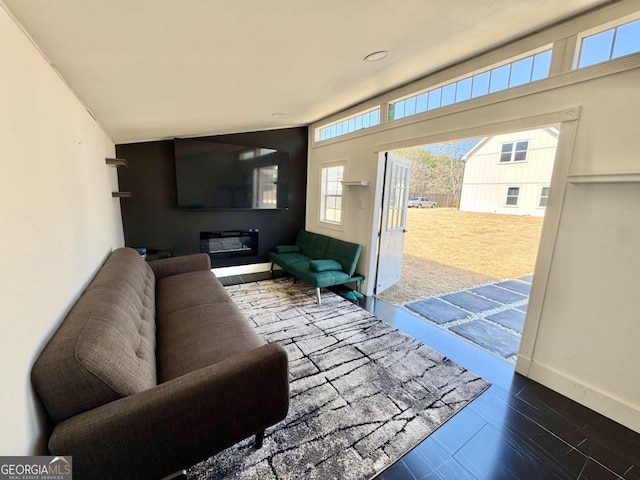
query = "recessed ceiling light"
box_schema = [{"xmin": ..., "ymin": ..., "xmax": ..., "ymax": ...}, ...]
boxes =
[
  {"xmin": 364, "ymin": 50, "xmax": 388, "ymax": 62},
  {"xmin": 271, "ymin": 112, "xmax": 286, "ymax": 117}
]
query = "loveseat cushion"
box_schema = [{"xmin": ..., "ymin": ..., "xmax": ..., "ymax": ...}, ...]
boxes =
[
  {"xmin": 155, "ymin": 270, "xmax": 264, "ymax": 383},
  {"xmin": 296, "ymin": 230, "xmax": 329, "ymax": 259},
  {"xmin": 287, "ymin": 262, "xmax": 351, "ymax": 288},
  {"xmin": 32, "ymin": 248, "xmax": 157, "ymax": 424},
  {"xmin": 309, "ymin": 259, "xmax": 343, "ymax": 272},
  {"xmin": 324, "ymin": 238, "xmax": 362, "ymax": 277},
  {"xmin": 274, "ymin": 245, "xmax": 300, "ymax": 254}
]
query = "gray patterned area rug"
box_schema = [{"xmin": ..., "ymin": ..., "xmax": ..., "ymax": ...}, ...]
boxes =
[{"xmin": 188, "ymin": 278, "xmax": 489, "ymax": 480}]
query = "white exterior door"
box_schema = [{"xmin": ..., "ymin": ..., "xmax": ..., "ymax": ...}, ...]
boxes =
[{"xmin": 376, "ymin": 152, "xmax": 411, "ymax": 294}]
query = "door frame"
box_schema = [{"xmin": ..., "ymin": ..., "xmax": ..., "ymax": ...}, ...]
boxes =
[{"xmin": 367, "ymin": 107, "xmax": 581, "ymax": 374}]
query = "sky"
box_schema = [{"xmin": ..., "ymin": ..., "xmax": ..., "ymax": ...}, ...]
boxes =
[{"xmin": 421, "ymin": 137, "xmax": 482, "ymax": 157}]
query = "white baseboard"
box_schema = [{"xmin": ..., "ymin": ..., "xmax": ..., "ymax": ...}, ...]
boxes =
[
  {"xmin": 211, "ymin": 262, "xmax": 280, "ymax": 277},
  {"xmin": 527, "ymin": 360, "xmax": 640, "ymax": 433}
]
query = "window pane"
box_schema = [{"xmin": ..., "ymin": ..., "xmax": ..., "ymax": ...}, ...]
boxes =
[
  {"xmin": 514, "ymin": 151, "xmax": 527, "ymax": 161},
  {"xmin": 428, "ymin": 88, "xmax": 442, "ymax": 110},
  {"xmin": 370, "ymin": 109, "xmax": 380, "ymax": 125},
  {"xmin": 348, "ymin": 118, "xmax": 356, "ymax": 133},
  {"xmin": 508, "ymin": 187, "xmax": 519, "ymax": 196},
  {"xmin": 531, "ymin": 50, "xmax": 552, "ymax": 81},
  {"xmin": 456, "ymin": 77, "xmax": 472, "ymax": 102},
  {"xmin": 405, "ymin": 96, "xmax": 417, "ymax": 116},
  {"xmin": 501, "ymin": 143, "xmax": 513, "ymax": 162},
  {"xmin": 362, "ymin": 113, "xmax": 370, "ymax": 128},
  {"xmin": 509, "ymin": 57, "xmax": 533, "ymax": 87},
  {"xmin": 612, "ymin": 19, "xmax": 640, "ymax": 59},
  {"xmin": 441, "ymin": 83, "xmax": 456, "ymax": 106},
  {"xmin": 416, "ymin": 93, "xmax": 428, "ymax": 113},
  {"xmin": 541, "ymin": 186, "xmax": 550, "ymax": 196},
  {"xmin": 489, "ymin": 65, "xmax": 510, "ymax": 93},
  {"xmin": 394, "ymin": 100, "xmax": 406, "ymax": 119},
  {"xmin": 516, "ymin": 141, "xmax": 529, "ymax": 151},
  {"xmin": 355, "ymin": 115, "xmax": 363, "ymax": 131},
  {"xmin": 471, "ymin": 71, "xmax": 490, "ymax": 98},
  {"xmin": 506, "ymin": 196, "xmax": 518, "ymax": 206},
  {"xmin": 579, "ymin": 29, "xmax": 615, "ymax": 68}
]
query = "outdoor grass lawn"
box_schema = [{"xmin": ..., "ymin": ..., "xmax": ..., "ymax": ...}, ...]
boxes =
[{"xmin": 378, "ymin": 208, "xmax": 544, "ymax": 304}]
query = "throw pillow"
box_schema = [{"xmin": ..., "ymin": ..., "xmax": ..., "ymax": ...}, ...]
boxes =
[
  {"xmin": 275, "ymin": 245, "xmax": 300, "ymax": 254},
  {"xmin": 309, "ymin": 259, "xmax": 343, "ymax": 272}
]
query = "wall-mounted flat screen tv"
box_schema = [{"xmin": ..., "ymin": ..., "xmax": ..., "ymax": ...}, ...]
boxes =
[{"xmin": 174, "ymin": 138, "xmax": 289, "ymax": 210}]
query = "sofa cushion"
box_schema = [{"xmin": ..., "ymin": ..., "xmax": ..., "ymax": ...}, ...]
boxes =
[
  {"xmin": 32, "ymin": 248, "xmax": 157, "ymax": 423},
  {"xmin": 309, "ymin": 259, "xmax": 343, "ymax": 272},
  {"xmin": 155, "ymin": 271, "xmax": 264, "ymax": 383},
  {"xmin": 274, "ymin": 245, "xmax": 300, "ymax": 254}
]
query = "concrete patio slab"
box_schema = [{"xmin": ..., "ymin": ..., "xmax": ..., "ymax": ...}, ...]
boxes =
[
  {"xmin": 406, "ymin": 298, "xmax": 469, "ymax": 324},
  {"xmin": 450, "ymin": 320, "xmax": 521, "ymax": 357},
  {"xmin": 470, "ymin": 285, "xmax": 527, "ymax": 305},
  {"xmin": 440, "ymin": 291, "xmax": 503, "ymax": 313},
  {"xmin": 486, "ymin": 309, "xmax": 526, "ymax": 333},
  {"xmin": 402, "ymin": 276, "xmax": 534, "ymax": 362},
  {"xmin": 496, "ymin": 279, "xmax": 531, "ymax": 295}
]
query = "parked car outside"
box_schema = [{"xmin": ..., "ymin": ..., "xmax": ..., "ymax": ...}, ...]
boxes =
[{"xmin": 408, "ymin": 196, "xmax": 437, "ymax": 208}]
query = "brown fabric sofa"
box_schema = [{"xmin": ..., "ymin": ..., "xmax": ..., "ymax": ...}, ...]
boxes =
[{"xmin": 31, "ymin": 247, "xmax": 289, "ymax": 480}]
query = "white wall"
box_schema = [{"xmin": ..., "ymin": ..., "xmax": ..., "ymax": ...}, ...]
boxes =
[
  {"xmin": 0, "ymin": 6, "xmax": 123, "ymax": 454},
  {"xmin": 307, "ymin": 2, "xmax": 640, "ymax": 432},
  {"xmin": 459, "ymin": 129, "xmax": 557, "ymax": 216}
]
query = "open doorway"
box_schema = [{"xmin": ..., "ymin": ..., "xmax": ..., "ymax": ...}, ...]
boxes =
[{"xmin": 376, "ymin": 126, "xmax": 559, "ymax": 363}]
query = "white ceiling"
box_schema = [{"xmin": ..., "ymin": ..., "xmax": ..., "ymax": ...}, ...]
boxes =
[{"xmin": 4, "ymin": 0, "xmax": 610, "ymax": 144}]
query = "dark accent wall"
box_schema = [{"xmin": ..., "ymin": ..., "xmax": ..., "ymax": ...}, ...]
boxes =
[{"xmin": 115, "ymin": 127, "xmax": 307, "ymax": 267}]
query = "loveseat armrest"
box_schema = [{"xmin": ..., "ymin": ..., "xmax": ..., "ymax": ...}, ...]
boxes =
[
  {"xmin": 148, "ymin": 253, "xmax": 211, "ymax": 279},
  {"xmin": 49, "ymin": 343, "xmax": 289, "ymax": 480}
]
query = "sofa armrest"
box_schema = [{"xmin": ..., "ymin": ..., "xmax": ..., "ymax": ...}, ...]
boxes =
[
  {"xmin": 148, "ymin": 253, "xmax": 211, "ymax": 279},
  {"xmin": 49, "ymin": 343, "xmax": 289, "ymax": 480}
]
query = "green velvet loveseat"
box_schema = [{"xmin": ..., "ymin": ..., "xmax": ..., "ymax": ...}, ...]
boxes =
[{"xmin": 268, "ymin": 230, "xmax": 364, "ymax": 304}]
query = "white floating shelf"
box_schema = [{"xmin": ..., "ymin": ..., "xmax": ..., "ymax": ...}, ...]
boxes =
[
  {"xmin": 566, "ymin": 172, "xmax": 640, "ymax": 184},
  {"xmin": 341, "ymin": 180, "xmax": 369, "ymax": 187}
]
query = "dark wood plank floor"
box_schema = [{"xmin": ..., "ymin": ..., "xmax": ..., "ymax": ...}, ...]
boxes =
[
  {"xmin": 220, "ymin": 273, "xmax": 640, "ymax": 480},
  {"xmin": 364, "ymin": 297, "xmax": 640, "ymax": 480}
]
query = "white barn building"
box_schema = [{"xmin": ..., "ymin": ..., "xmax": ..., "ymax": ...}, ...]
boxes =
[{"xmin": 459, "ymin": 128, "xmax": 558, "ymax": 217}]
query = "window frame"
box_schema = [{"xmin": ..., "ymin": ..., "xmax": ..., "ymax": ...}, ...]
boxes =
[
  {"xmin": 499, "ymin": 140, "xmax": 530, "ymax": 163},
  {"xmin": 505, "ymin": 186, "xmax": 521, "ymax": 207},
  {"xmin": 319, "ymin": 161, "xmax": 347, "ymax": 229},
  {"xmin": 538, "ymin": 185, "xmax": 550, "ymax": 208}
]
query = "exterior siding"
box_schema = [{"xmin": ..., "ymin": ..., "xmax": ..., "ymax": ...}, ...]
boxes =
[{"xmin": 459, "ymin": 128, "xmax": 558, "ymax": 216}]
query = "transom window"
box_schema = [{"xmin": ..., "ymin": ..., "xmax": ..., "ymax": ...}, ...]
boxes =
[
  {"xmin": 388, "ymin": 49, "xmax": 552, "ymax": 121},
  {"xmin": 578, "ymin": 18, "xmax": 640, "ymax": 68},
  {"xmin": 500, "ymin": 141, "xmax": 529, "ymax": 163},
  {"xmin": 320, "ymin": 164, "xmax": 344, "ymax": 225},
  {"xmin": 316, "ymin": 108, "xmax": 381, "ymax": 142},
  {"xmin": 505, "ymin": 187, "xmax": 520, "ymax": 206},
  {"xmin": 539, "ymin": 186, "xmax": 550, "ymax": 207}
]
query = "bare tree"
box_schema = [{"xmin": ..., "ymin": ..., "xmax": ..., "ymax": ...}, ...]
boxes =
[{"xmin": 395, "ymin": 142, "xmax": 471, "ymax": 205}]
